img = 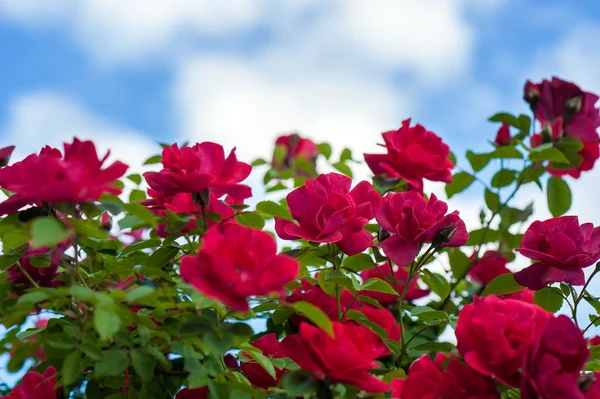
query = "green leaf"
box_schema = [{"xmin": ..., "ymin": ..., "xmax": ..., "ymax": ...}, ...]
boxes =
[
  {"xmin": 466, "ymin": 151, "xmax": 492, "ymax": 172},
  {"xmin": 488, "ymin": 112, "xmax": 519, "ymax": 125},
  {"xmin": 129, "ymin": 189, "xmax": 146, "ymax": 203},
  {"xmin": 17, "ymin": 291, "xmax": 49, "ymax": 305},
  {"xmin": 412, "ymin": 342, "xmax": 455, "ymax": 353},
  {"xmin": 127, "ymin": 174, "xmax": 143, "ymax": 185},
  {"xmin": 290, "ymin": 301, "xmax": 334, "ymax": 337},
  {"xmin": 361, "ymin": 278, "xmax": 399, "ymax": 295},
  {"xmin": 491, "ymin": 169, "xmax": 517, "ymax": 188},
  {"xmin": 256, "ymin": 200, "xmax": 292, "ymax": 221},
  {"xmin": 547, "ymin": 176, "xmax": 571, "ymax": 217},
  {"xmin": 466, "ymin": 228, "xmax": 499, "ymax": 246},
  {"xmin": 484, "ymin": 189, "xmax": 500, "ymax": 212},
  {"xmin": 123, "ymin": 203, "xmax": 157, "ymax": 227},
  {"xmin": 340, "ymin": 148, "xmax": 353, "ymax": 162},
  {"xmin": 281, "ymin": 370, "xmax": 318, "ymax": 396},
  {"xmin": 317, "ymin": 143, "xmax": 332, "ymax": 160},
  {"xmin": 489, "ymin": 146, "xmax": 523, "ymax": 159},
  {"xmin": 62, "ymin": 349, "xmax": 84, "ymax": 385},
  {"xmin": 95, "ymin": 349, "xmax": 130, "ymax": 377},
  {"xmin": 126, "ymin": 286, "xmax": 156, "ymax": 302},
  {"xmin": 555, "ymin": 136, "xmax": 584, "ymax": 151},
  {"xmin": 533, "ymin": 287, "xmax": 563, "ymax": 313},
  {"xmin": 482, "ymin": 274, "xmax": 525, "ymax": 296},
  {"xmin": 342, "ymin": 253, "xmax": 376, "ymax": 272},
  {"xmin": 147, "ymin": 246, "xmax": 179, "ymax": 268},
  {"xmin": 529, "ymin": 147, "xmax": 569, "ymax": 163},
  {"xmin": 235, "ymin": 212, "xmax": 265, "ymax": 229},
  {"xmin": 31, "ymin": 218, "xmax": 71, "ymax": 248},
  {"xmin": 251, "ymin": 158, "xmax": 268, "ymax": 166},
  {"xmin": 94, "ymin": 308, "xmax": 121, "ymax": 341},
  {"xmin": 409, "ymin": 306, "xmax": 449, "ymax": 323},
  {"xmin": 447, "ymin": 248, "xmax": 470, "ymax": 279},
  {"xmin": 143, "ymin": 155, "xmax": 162, "ymax": 165},
  {"xmin": 130, "ymin": 349, "xmax": 155, "ymax": 382},
  {"xmin": 332, "ymin": 162, "xmax": 353, "ymax": 178},
  {"xmin": 519, "ymin": 164, "xmax": 546, "ymax": 188},
  {"xmin": 445, "ymin": 172, "xmax": 475, "ymax": 198},
  {"xmin": 420, "ymin": 269, "xmax": 450, "ymax": 300},
  {"xmin": 240, "ymin": 343, "xmax": 276, "ymax": 379}
]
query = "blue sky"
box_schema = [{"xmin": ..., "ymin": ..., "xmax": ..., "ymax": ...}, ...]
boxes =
[{"xmin": 2, "ymin": 0, "xmax": 600, "ymax": 384}]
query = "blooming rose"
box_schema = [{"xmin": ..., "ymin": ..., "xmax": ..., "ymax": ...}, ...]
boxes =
[
  {"xmin": 176, "ymin": 387, "xmax": 209, "ymax": 399},
  {"xmin": 240, "ymin": 334, "xmax": 287, "ymax": 389},
  {"xmin": 495, "ymin": 123, "xmax": 511, "ymax": 146},
  {"xmin": 181, "ymin": 224, "xmax": 299, "ymax": 311},
  {"xmin": 521, "ymin": 315, "xmax": 589, "ymax": 399},
  {"xmin": 364, "ymin": 119, "xmax": 453, "ymax": 192},
  {"xmin": 144, "ymin": 142, "xmax": 252, "ymax": 200},
  {"xmin": 0, "ymin": 138, "xmax": 128, "ymax": 215},
  {"xmin": 359, "ymin": 265, "xmax": 429, "ymax": 305},
  {"xmin": 377, "ymin": 192, "xmax": 469, "ymax": 265},
  {"xmin": 7, "ymin": 245, "xmax": 67, "ymax": 290},
  {"xmin": 468, "ymin": 251, "xmax": 535, "ymax": 303},
  {"xmin": 272, "ymin": 133, "xmax": 319, "ymax": 171},
  {"xmin": 391, "ymin": 353, "xmax": 499, "ymax": 399},
  {"xmin": 455, "ymin": 295, "xmax": 551, "ymax": 387},
  {"xmin": 525, "ymin": 77, "xmax": 600, "ymax": 143},
  {"xmin": 282, "ymin": 322, "xmax": 390, "ymax": 393},
  {"xmin": 286, "ymin": 279, "xmax": 357, "ymax": 322},
  {"xmin": 514, "ymin": 216, "xmax": 600, "ymax": 290},
  {"xmin": 351, "ymin": 305, "xmax": 401, "ymax": 358},
  {"xmin": 275, "ymin": 173, "xmax": 381, "ymax": 255},
  {"xmin": 6, "ymin": 366, "xmax": 59, "ymax": 399}
]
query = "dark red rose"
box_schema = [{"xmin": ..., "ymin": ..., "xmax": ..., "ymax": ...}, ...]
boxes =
[
  {"xmin": 359, "ymin": 264, "xmax": 429, "ymax": 305},
  {"xmin": 181, "ymin": 224, "xmax": 299, "ymax": 311},
  {"xmin": 521, "ymin": 315, "xmax": 589, "ymax": 399},
  {"xmin": 455, "ymin": 295, "xmax": 551, "ymax": 387},
  {"xmin": 175, "ymin": 387, "xmax": 209, "ymax": 399},
  {"xmin": 0, "ymin": 145, "xmax": 15, "ymax": 167},
  {"xmin": 350, "ymin": 305, "xmax": 401, "ymax": 358},
  {"xmin": 585, "ymin": 373, "xmax": 600, "ymax": 398},
  {"xmin": 0, "ymin": 138, "xmax": 128, "ymax": 215},
  {"xmin": 7, "ymin": 245, "xmax": 67, "ymax": 290},
  {"xmin": 282, "ymin": 322, "xmax": 391, "ymax": 393},
  {"xmin": 6, "ymin": 366, "xmax": 59, "ymax": 399},
  {"xmin": 272, "ymin": 133, "xmax": 319, "ymax": 171},
  {"xmin": 469, "ymin": 251, "xmax": 511, "ymax": 285},
  {"xmin": 241, "ymin": 334, "xmax": 287, "ymax": 389},
  {"xmin": 391, "ymin": 353, "xmax": 499, "ymax": 399},
  {"xmin": 149, "ymin": 192, "xmax": 237, "ymax": 237},
  {"xmin": 494, "ymin": 123, "xmax": 511, "ymax": 146},
  {"xmin": 528, "ymin": 77, "xmax": 600, "ymax": 143},
  {"xmin": 515, "ymin": 216, "xmax": 600, "ymax": 290},
  {"xmin": 286, "ymin": 279, "xmax": 357, "ymax": 322},
  {"xmin": 275, "ymin": 173, "xmax": 381, "ymax": 255},
  {"xmin": 376, "ymin": 192, "xmax": 469, "ymax": 265},
  {"xmin": 144, "ymin": 142, "xmax": 252, "ymax": 200},
  {"xmin": 364, "ymin": 119, "xmax": 453, "ymax": 192}
]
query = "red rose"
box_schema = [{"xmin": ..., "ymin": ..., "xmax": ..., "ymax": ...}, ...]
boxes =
[
  {"xmin": 377, "ymin": 192, "xmax": 469, "ymax": 265},
  {"xmin": 286, "ymin": 279, "xmax": 357, "ymax": 322},
  {"xmin": 282, "ymin": 322, "xmax": 391, "ymax": 393},
  {"xmin": 0, "ymin": 138, "xmax": 128, "ymax": 215},
  {"xmin": 6, "ymin": 366, "xmax": 59, "ymax": 399},
  {"xmin": 455, "ymin": 295, "xmax": 551, "ymax": 387},
  {"xmin": 494, "ymin": 123, "xmax": 511, "ymax": 146},
  {"xmin": 359, "ymin": 265, "xmax": 429, "ymax": 305},
  {"xmin": 0, "ymin": 145, "xmax": 15, "ymax": 167},
  {"xmin": 527, "ymin": 77, "xmax": 600, "ymax": 143},
  {"xmin": 7, "ymin": 245, "xmax": 67, "ymax": 290},
  {"xmin": 144, "ymin": 142, "xmax": 252, "ymax": 200},
  {"xmin": 176, "ymin": 387, "xmax": 209, "ymax": 399},
  {"xmin": 391, "ymin": 353, "xmax": 499, "ymax": 399},
  {"xmin": 149, "ymin": 192, "xmax": 237, "ymax": 237},
  {"xmin": 275, "ymin": 173, "xmax": 381, "ymax": 255},
  {"xmin": 350, "ymin": 305, "xmax": 401, "ymax": 358},
  {"xmin": 514, "ymin": 216, "xmax": 600, "ymax": 290},
  {"xmin": 521, "ymin": 315, "xmax": 589, "ymax": 399},
  {"xmin": 590, "ymin": 337, "xmax": 600, "ymax": 346},
  {"xmin": 364, "ymin": 119, "xmax": 453, "ymax": 192},
  {"xmin": 240, "ymin": 334, "xmax": 287, "ymax": 389},
  {"xmin": 181, "ymin": 224, "xmax": 299, "ymax": 311},
  {"xmin": 272, "ymin": 133, "xmax": 319, "ymax": 171},
  {"xmin": 530, "ymin": 133, "xmax": 600, "ymax": 179}
]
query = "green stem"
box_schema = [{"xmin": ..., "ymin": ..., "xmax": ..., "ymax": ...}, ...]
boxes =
[{"xmin": 16, "ymin": 261, "xmax": 40, "ymax": 289}]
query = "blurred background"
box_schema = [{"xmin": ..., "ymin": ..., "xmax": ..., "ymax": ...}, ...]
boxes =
[{"xmin": 1, "ymin": 0, "xmax": 600, "ymax": 385}]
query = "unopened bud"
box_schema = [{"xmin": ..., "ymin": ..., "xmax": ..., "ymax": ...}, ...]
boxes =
[
  {"xmin": 524, "ymin": 81, "xmax": 540, "ymax": 111},
  {"xmin": 100, "ymin": 212, "xmax": 112, "ymax": 230}
]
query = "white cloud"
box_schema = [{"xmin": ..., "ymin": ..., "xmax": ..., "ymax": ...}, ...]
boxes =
[{"xmin": 0, "ymin": 92, "xmax": 158, "ymax": 172}]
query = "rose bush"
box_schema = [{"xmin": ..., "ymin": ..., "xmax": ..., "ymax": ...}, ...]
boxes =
[{"xmin": 2, "ymin": 74, "xmax": 600, "ymax": 399}]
